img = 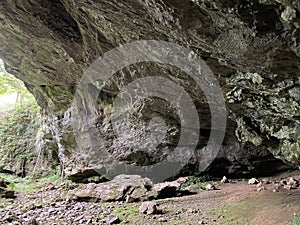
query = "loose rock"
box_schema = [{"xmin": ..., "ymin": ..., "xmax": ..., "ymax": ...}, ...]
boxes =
[
  {"xmin": 106, "ymin": 214, "xmax": 120, "ymax": 224},
  {"xmin": 205, "ymin": 184, "xmax": 216, "ymax": 191},
  {"xmin": 287, "ymin": 177, "xmax": 299, "ymax": 187},
  {"xmin": 257, "ymin": 186, "xmax": 266, "ymax": 192},
  {"xmin": 220, "ymin": 176, "xmax": 229, "ymax": 183},
  {"xmin": 248, "ymin": 178, "xmax": 259, "ymax": 185},
  {"xmin": 153, "ymin": 181, "xmax": 181, "ymax": 198},
  {"xmin": 0, "ymin": 187, "xmax": 15, "ymax": 199},
  {"xmin": 139, "ymin": 201, "xmax": 158, "ymax": 215}
]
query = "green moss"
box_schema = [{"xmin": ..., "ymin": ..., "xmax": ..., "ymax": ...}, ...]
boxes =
[
  {"xmin": 0, "ymin": 169, "xmax": 66, "ymax": 194},
  {"xmin": 0, "ymin": 173, "xmax": 38, "ymax": 193},
  {"xmin": 208, "ymin": 197, "xmax": 263, "ymax": 225},
  {"xmin": 38, "ymin": 170, "xmax": 61, "ymax": 184},
  {"xmin": 114, "ymin": 205, "xmax": 139, "ymax": 222},
  {"xmin": 0, "ymin": 102, "xmax": 42, "ymax": 175}
]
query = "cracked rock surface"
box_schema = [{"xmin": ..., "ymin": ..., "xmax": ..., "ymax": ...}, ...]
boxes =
[{"xmin": 0, "ymin": 0, "xmax": 299, "ymax": 179}]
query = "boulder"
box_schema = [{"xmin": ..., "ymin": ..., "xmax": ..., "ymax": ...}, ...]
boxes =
[
  {"xmin": 70, "ymin": 174, "xmax": 189, "ymax": 202},
  {"xmin": 70, "ymin": 175, "xmax": 154, "ymax": 202},
  {"xmin": 139, "ymin": 201, "xmax": 158, "ymax": 215},
  {"xmin": 153, "ymin": 181, "xmax": 181, "ymax": 198}
]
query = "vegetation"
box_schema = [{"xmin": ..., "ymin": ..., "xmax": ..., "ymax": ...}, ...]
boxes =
[
  {"xmin": 0, "ymin": 102, "xmax": 41, "ymax": 175},
  {"xmin": 114, "ymin": 205, "xmax": 139, "ymax": 222},
  {"xmin": 0, "ymin": 60, "xmax": 35, "ymax": 108},
  {"xmin": 0, "ymin": 169, "xmax": 63, "ymax": 194},
  {"xmin": 292, "ymin": 213, "xmax": 300, "ymax": 225},
  {"xmin": 0, "ymin": 59, "xmax": 42, "ymax": 177},
  {"xmin": 180, "ymin": 175, "xmax": 217, "ymax": 191}
]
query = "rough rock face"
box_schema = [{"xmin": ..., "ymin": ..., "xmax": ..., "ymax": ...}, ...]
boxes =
[{"xmin": 0, "ymin": 0, "xmax": 299, "ymax": 179}]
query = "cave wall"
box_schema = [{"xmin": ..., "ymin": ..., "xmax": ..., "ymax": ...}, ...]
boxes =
[{"xmin": 0, "ymin": 0, "xmax": 299, "ymax": 179}]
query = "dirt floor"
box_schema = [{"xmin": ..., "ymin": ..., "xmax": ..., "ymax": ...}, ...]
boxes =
[
  {"xmin": 128, "ymin": 170, "xmax": 300, "ymax": 225},
  {"xmin": 0, "ymin": 170, "xmax": 300, "ymax": 225}
]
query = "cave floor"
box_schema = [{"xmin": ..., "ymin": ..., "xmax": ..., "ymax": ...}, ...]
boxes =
[{"xmin": 0, "ymin": 170, "xmax": 300, "ymax": 225}]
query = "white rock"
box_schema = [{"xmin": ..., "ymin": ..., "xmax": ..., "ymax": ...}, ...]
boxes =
[
  {"xmin": 205, "ymin": 183, "xmax": 216, "ymax": 191},
  {"xmin": 220, "ymin": 176, "xmax": 229, "ymax": 183},
  {"xmin": 248, "ymin": 178, "xmax": 259, "ymax": 185}
]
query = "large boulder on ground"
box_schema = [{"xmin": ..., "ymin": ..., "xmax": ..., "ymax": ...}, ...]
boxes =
[
  {"xmin": 70, "ymin": 175, "xmax": 155, "ymax": 202},
  {"xmin": 69, "ymin": 174, "xmax": 187, "ymax": 202}
]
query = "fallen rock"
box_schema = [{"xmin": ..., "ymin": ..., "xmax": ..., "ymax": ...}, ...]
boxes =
[
  {"xmin": 273, "ymin": 184, "xmax": 285, "ymax": 192},
  {"xmin": 70, "ymin": 174, "xmax": 190, "ymax": 202},
  {"xmin": 257, "ymin": 186, "xmax": 266, "ymax": 192},
  {"xmin": 287, "ymin": 177, "xmax": 299, "ymax": 188},
  {"xmin": 205, "ymin": 184, "xmax": 216, "ymax": 191},
  {"xmin": 248, "ymin": 178, "xmax": 259, "ymax": 185},
  {"xmin": 280, "ymin": 179, "xmax": 287, "ymax": 186},
  {"xmin": 256, "ymin": 182, "xmax": 263, "ymax": 188},
  {"xmin": 153, "ymin": 181, "xmax": 181, "ymax": 198},
  {"xmin": 283, "ymin": 184, "xmax": 293, "ymax": 190},
  {"xmin": 184, "ymin": 185, "xmax": 202, "ymax": 193},
  {"xmin": 220, "ymin": 176, "xmax": 229, "ymax": 183},
  {"xmin": 175, "ymin": 177, "xmax": 189, "ymax": 184},
  {"xmin": 261, "ymin": 178, "xmax": 271, "ymax": 184},
  {"xmin": 0, "ymin": 187, "xmax": 15, "ymax": 198},
  {"xmin": 106, "ymin": 214, "xmax": 120, "ymax": 224},
  {"xmin": 70, "ymin": 174, "xmax": 154, "ymax": 202},
  {"xmin": 139, "ymin": 201, "xmax": 158, "ymax": 215}
]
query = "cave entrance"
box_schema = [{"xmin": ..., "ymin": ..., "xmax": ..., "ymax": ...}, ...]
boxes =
[
  {"xmin": 0, "ymin": 59, "xmax": 38, "ymax": 109},
  {"xmin": 0, "ymin": 59, "xmax": 41, "ymax": 177}
]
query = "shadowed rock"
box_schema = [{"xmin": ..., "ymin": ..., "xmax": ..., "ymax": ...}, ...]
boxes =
[{"xmin": 0, "ymin": 0, "xmax": 298, "ymax": 179}]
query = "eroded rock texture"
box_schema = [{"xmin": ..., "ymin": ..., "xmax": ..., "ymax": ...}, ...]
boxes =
[{"xmin": 0, "ymin": 0, "xmax": 299, "ymax": 180}]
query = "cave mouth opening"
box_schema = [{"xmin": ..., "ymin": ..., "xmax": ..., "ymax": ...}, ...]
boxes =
[
  {"xmin": 0, "ymin": 59, "xmax": 39, "ymax": 110},
  {"xmin": 0, "ymin": 58, "xmax": 43, "ymax": 177}
]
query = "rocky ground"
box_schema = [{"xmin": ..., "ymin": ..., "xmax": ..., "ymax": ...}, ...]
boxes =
[{"xmin": 0, "ymin": 171, "xmax": 300, "ymax": 225}]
